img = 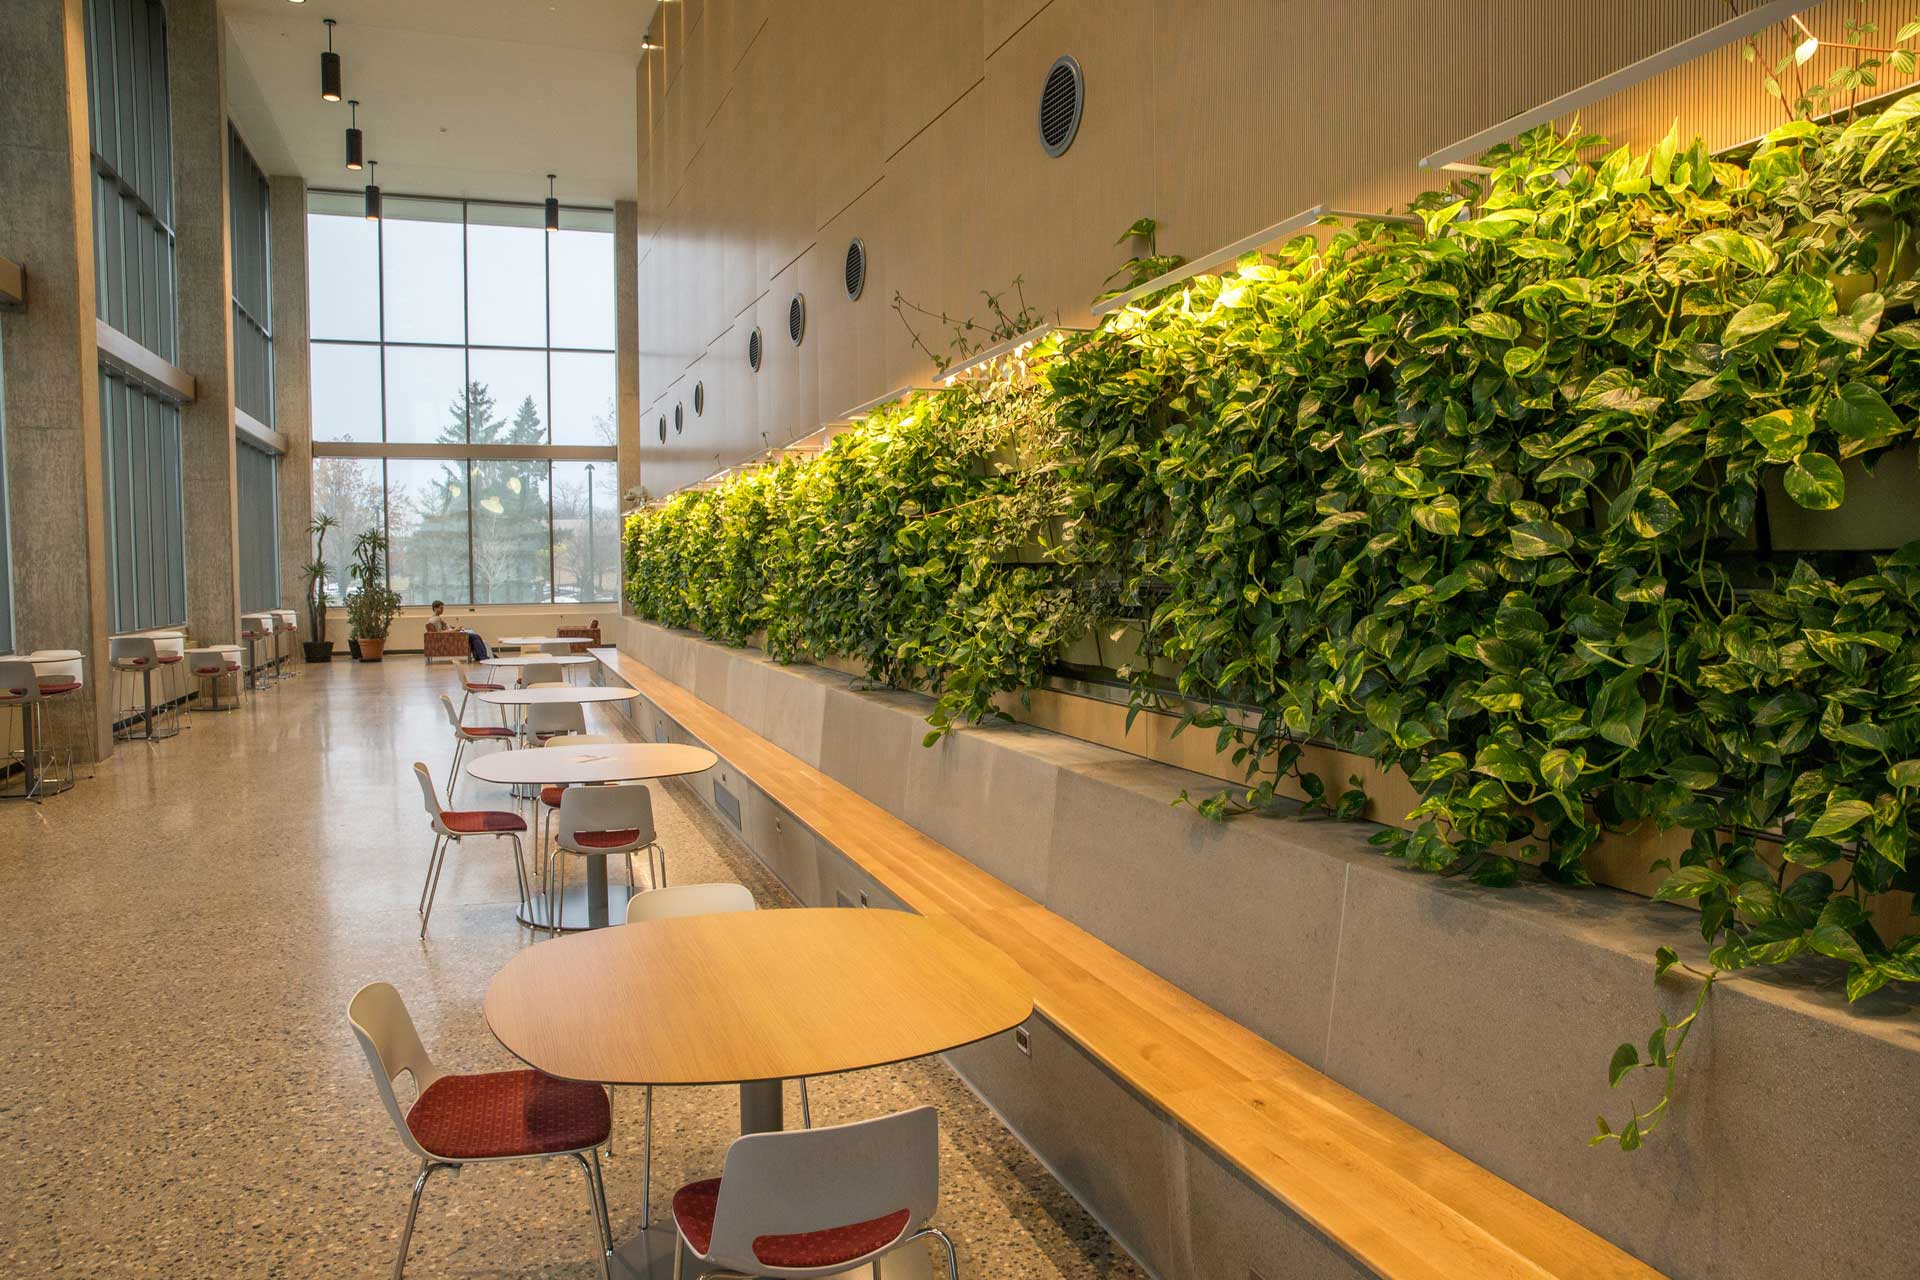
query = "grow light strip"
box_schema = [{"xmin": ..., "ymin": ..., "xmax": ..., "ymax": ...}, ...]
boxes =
[
  {"xmin": 1091, "ymin": 207, "xmax": 1420, "ymax": 317},
  {"xmin": 838, "ymin": 384, "xmax": 945, "ymax": 420},
  {"xmin": 940, "ymin": 322, "xmax": 1095, "ymax": 383},
  {"xmin": 1417, "ymin": 0, "xmax": 1808, "ymax": 172}
]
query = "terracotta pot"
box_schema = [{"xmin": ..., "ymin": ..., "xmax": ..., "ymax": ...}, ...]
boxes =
[{"xmin": 357, "ymin": 636, "xmax": 387, "ymax": 662}]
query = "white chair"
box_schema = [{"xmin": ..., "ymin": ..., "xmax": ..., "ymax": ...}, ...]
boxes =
[
  {"xmin": 108, "ymin": 635, "xmax": 181, "ymax": 741},
  {"xmin": 539, "ymin": 640, "xmax": 574, "ymax": 655},
  {"xmin": 547, "ymin": 783, "xmax": 661, "ymax": 934},
  {"xmin": 519, "ymin": 661, "xmax": 565, "ymax": 688},
  {"xmin": 669, "ymin": 1107, "xmax": 955, "ymax": 1280},
  {"xmin": 411, "ymin": 763, "xmax": 530, "ymax": 938},
  {"xmin": 271, "ymin": 609, "xmax": 299, "ymax": 679},
  {"xmin": 185, "ymin": 647, "xmax": 242, "ymax": 712},
  {"xmin": 526, "ymin": 700, "xmax": 586, "ymax": 744},
  {"xmin": 618, "ymin": 883, "xmax": 810, "ymax": 1221},
  {"xmin": 533, "ymin": 732, "xmax": 622, "ymax": 856},
  {"xmin": 437, "ymin": 694, "xmax": 514, "ymax": 797},
  {"xmin": 0, "ymin": 658, "xmax": 81, "ymax": 800},
  {"xmin": 347, "ymin": 982, "xmax": 614, "ymax": 1280}
]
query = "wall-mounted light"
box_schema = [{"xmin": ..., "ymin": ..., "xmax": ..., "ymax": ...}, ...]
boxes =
[
  {"xmin": 940, "ymin": 322, "xmax": 1093, "ymax": 383},
  {"xmin": 320, "ymin": 18, "xmax": 342, "ymax": 102},
  {"xmin": 363, "ymin": 160, "xmax": 381, "ymax": 221},
  {"xmin": 344, "ymin": 99, "xmax": 364, "ymax": 170},
  {"xmin": 545, "ymin": 174, "xmax": 560, "ymax": 233}
]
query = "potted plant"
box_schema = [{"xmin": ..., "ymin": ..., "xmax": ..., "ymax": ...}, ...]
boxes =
[
  {"xmin": 344, "ymin": 529, "xmax": 401, "ymax": 661},
  {"xmin": 301, "ymin": 514, "xmax": 339, "ymax": 662}
]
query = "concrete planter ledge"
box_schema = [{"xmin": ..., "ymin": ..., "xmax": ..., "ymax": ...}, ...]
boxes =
[{"xmin": 609, "ymin": 619, "xmax": 1918, "ymax": 1280}]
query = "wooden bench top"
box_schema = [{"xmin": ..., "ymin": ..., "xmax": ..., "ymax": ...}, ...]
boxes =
[{"xmin": 594, "ymin": 645, "xmax": 1663, "ymax": 1280}]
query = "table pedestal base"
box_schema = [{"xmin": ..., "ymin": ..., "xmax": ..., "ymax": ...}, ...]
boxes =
[
  {"xmin": 607, "ymin": 1222, "xmax": 931, "ymax": 1279},
  {"xmin": 516, "ymin": 882, "xmax": 638, "ymax": 932}
]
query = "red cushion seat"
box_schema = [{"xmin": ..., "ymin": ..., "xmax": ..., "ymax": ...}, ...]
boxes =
[
  {"xmin": 459, "ymin": 724, "xmax": 515, "ymax": 738},
  {"xmin": 541, "ymin": 785, "xmax": 564, "ymax": 808},
  {"xmin": 572, "ymin": 828, "xmax": 641, "ymax": 849},
  {"xmin": 465, "ymin": 681, "xmax": 505, "ymax": 692},
  {"xmin": 440, "ymin": 810, "xmax": 528, "ymax": 835},
  {"xmin": 157, "ymin": 654, "xmax": 183, "ymax": 664},
  {"xmin": 33, "ymin": 681, "xmax": 82, "ymax": 696},
  {"xmin": 405, "ymin": 1069, "xmax": 609, "ymax": 1160},
  {"xmin": 670, "ymin": 1177, "xmax": 911, "ymax": 1268}
]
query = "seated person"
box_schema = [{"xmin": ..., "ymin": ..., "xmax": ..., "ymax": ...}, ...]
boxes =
[{"xmin": 424, "ymin": 600, "xmax": 490, "ymax": 661}]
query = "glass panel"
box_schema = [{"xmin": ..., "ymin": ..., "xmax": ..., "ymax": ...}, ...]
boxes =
[
  {"xmin": 379, "ymin": 198, "xmax": 464, "ymax": 344},
  {"xmin": 551, "ymin": 459, "xmax": 619, "ymax": 604},
  {"xmin": 309, "ymin": 456, "xmax": 384, "ymax": 603},
  {"xmin": 471, "ymin": 459, "xmax": 551, "ymax": 604},
  {"xmin": 548, "ymin": 224, "xmax": 614, "ymax": 351},
  {"xmin": 307, "ymin": 209, "xmax": 379, "ymax": 341},
  {"xmin": 383, "ymin": 345, "xmax": 467, "ymax": 445},
  {"xmin": 466, "ymin": 347, "xmax": 547, "ymax": 445},
  {"xmin": 310, "ymin": 343, "xmax": 383, "ymax": 442},
  {"xmin": 466, "ymin": 203, "xmax": 546, "ymax": 348},
  {"xmin": 549, "ymin": 350, "xmax": 615, "ymax": 445},
  {"xmin": 387, "ymin": 457, "xmax": 470, "ymax": 606}
]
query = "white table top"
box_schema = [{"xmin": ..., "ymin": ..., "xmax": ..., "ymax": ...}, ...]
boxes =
[
  {"xmin": 466, "ymin": 742, "xmax": 717, "ymax": 786},
  {"xmin": 479, "ymin": 654, "xmax": 597, "ymax": 668},
  {"xmin": 496, "ymin": 635, "xmax": 577, "ymax": 647},
  {"xmin": 475, "ymin": 686, "xmax": 640, "ymax": 707}
]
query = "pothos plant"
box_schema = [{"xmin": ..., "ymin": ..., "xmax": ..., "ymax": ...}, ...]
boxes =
[{"xmin": 627, "ymin": 96, "xmax": 1920, "ymax": 1148}]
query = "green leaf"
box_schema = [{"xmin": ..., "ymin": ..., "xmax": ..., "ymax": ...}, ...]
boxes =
[
  {"xmin": 1591, "ymin": 669, "xmax": 1648, "ymax": 748},
  {"xmin": 1655, "ymin": 865, "xmax": 1722, "ymax": 901},
  {"xmin": 1509, "ymin": 521, "xmax": 1574, "ymax": 558},
  {"xmin": 1654, "ymin": 946, "xmax": 1679, "ymax": 979},
  {"xmin": 1412, "ymin": 495, "xmax": 1461, "ymax": 536},
  {"xmin": 1607, "ymin": 1042, "xmax": 1639, "ymax": 1086},
  {"xmin": 1466, "ymin": 312, "xmax": 1522, "ymax": 342},
  {"xmin": 1723, "ymin": 302, "xmax": 1790, "ymax": 348},
  {"xmin": 1690, "ymin": 229, "xmax": 1777, "ymax": 273},
  {"xmin": 1888, "ymin": 760, "xmax": 1920, "ymax": 789},
  {"xmin": 1782, "ymin": 452, "xmax": 1845, "ymax": 509},
  {"xmin": 1743, "ymin": 406, "xmax": 1812, "ymax": 462},
  {"xmin": 1539, "ymin": 746, "xmax": 1586, "ymax": 791},
  {"xmin": 1808, "ymin": 798, "xmax": 1874, "ymax": 840},
  {"xmin": 1825, "ymin": 382, "xmax": 1902, "ymax": 454}
]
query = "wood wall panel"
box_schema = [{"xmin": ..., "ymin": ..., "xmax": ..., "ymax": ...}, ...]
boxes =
[
  {"xmin": 632, "ymin": 0, "xmax": 1920, "ymax": 491},
  {"xmin": 878, "ymin": 0, "xmax": 987, "ymax": 160}
]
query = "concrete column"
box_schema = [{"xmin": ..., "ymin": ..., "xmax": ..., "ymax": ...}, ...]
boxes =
[
  {"xmin": 168, "ymin": 0, "xmax": 241, "ymax": 646},
  {"xmin": 269, "ymin": 175, "xmax": 313, "ymax": 650},
  {"xmin": 615, "ymin": 198, "xmax": 641, "ymax": 615},
  {"xmin": 0, "ymin": 0, "xmax": 115, "ymax": 765}
]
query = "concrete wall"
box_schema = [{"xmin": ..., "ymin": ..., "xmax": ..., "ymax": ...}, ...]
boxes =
[
  {"xmin": 610, "ymin": 619, "xmax": 1920, "ymax": 1280},
  {"xmin": 270, "ymin": 175, "xmax": 313, "ymax": 636}
]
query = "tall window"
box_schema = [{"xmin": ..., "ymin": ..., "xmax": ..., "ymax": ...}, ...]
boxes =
[
  {"xmin": 307, "ymin": 192, "xmax": 618, "ymax": 605},
  {"xmin": 229, "ymin": 126, "xmax": 272, "ymax": 427},
  {"xmin": 236, "ymin": 442, "xmax": 279, "ymax": 612},
  {"xmin": 85, "ymin": 0, "xmax": 188, "ymax": 632}
]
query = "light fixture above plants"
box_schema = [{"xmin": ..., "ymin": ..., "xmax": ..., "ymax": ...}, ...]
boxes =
[
  {"xmin": 320, "ymin": 17, "xmax": 342, "ymax": 102},
  {"xmin": 344, "ymin": 99, "xmax": 363, "ymax": 170}
]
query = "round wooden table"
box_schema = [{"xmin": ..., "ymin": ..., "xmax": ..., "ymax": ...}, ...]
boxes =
[
  {"xmin": 467, "ymin": 742, "xmax": 717, "ymax": 930},
  {"xmin": 486, "ymin": 909, "xmax": 1033, "ymax": 1276}
]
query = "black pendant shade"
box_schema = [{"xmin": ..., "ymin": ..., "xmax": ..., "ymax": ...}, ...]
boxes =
[
  {"xmin": 364, "ymin": 160, "xmax": 381, "ymax": 221},
  {"xmin": 321, "ymin": 19, "xmax": 341, "ymax": 101},
  {"xmin": 544, "ymin": 173, "xmax": 560, "ymax": 233},
  {"xmin": 345, "ymin": 100, "xmax": 363, "ymax": 170}
]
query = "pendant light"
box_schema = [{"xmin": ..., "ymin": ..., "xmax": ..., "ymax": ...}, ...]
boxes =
[
  {"xmin": 321, "ymin": 18, "xmax": 342, "ymax": 102},
  {"xmin": 364, "ymin": 160, "xmax": 381, "ymax": 221},
  {"xmin": 544, "ymin": 174, "xmax": 560, "ymax": 233},
  {"xmin": 344, "ymin": 100, "xmax": 364, "ymax": 170}
]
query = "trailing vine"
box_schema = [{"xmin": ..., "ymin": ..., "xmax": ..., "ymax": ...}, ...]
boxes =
[{"xmin": 628, "ymin": 96, "xmax": 1920, "ymax": 1146}]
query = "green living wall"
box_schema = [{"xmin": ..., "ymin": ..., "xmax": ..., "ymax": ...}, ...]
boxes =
[{"xmin": 627, "ymin": 103, "xmax": 1920, "ymax": 1144}]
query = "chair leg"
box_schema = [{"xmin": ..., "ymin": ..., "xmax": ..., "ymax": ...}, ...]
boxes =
[
  {"xmin": 421, "ymin": 836, "xmax": 454, "ymax": 938},
  {"xmin": 672, "ymin": 1232, "xmax": 684, "ymax": 1280},
  {"xmin": 901, "ymin": 1227, "xmax": 960, "ymax": 1280},
  {"xmin": 392, "ymin": 1161, "xmax": 447, "ymax": 1280},
  {"xmin": 507, "ymin": 833, "xmax": 530, "ymax": 915},
  {"xmin": 418, "ymin": 833, "xmax": 445, "ymax": 915},
  {"xmin": 800, "ymin": 1078, "xmax": 811, "ymax": 1129},
  {"xmin": 570, "ymin": 1151, "xmax": 615, "ymax": 1278}
]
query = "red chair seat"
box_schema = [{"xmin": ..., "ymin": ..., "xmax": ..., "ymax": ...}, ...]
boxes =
[
  {"xmin": 541, "ymin": 785, "xmax": 564, "ymax": 808},
  {"xmin": 440, "ymin": 810, "xmax": 528, "ymax": 835},
  {"xmin": 37, "ymin": 680, "xmax": 83, "ymax": 695},
  {"xmin": 465, "ymin": 681, "xmax": 505, "ymax": 692},
  {"xmin": 459, "ymin": 725, "xmax": 515, "ymax": 738},
  {"xmin": 572, "ymin": 828, "xmax": 641, "ymax": 849},
  {"xmin": 406, "ymin": 1069, "xmax": 609, "ymax": 1160},
  {"xmin": 158, "ymin": 654, "xmax": 183, "ymax": 664},
  {"xmin": 671, "ymin": 1177, "xmax": 912, "ymax": 1268}
]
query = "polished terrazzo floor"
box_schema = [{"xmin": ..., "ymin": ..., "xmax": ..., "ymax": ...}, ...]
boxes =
[{"xmin": 0, "ymin": 658, "xmax": 1147, "ymax": 1279}]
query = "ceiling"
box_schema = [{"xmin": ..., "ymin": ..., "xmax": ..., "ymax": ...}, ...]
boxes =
[{"xmin": 223, "ymin": 0, "xmax": 653, "ymax": 205}]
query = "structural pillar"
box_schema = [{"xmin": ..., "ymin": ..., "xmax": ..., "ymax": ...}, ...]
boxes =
[
  {"xmin": 270, "ymin": 175, "xmax": 313, "ymax": 650},
  {"xmin": 615, "ymin": 198, "xmax": 641, "ymax": 616},
  {"xmin": 169, "ymin": 0, "xmax": 242, "ymax": 646},
  {"xmin": 0, "ymin": 0, "xmax": 116, "ymax": 765}
]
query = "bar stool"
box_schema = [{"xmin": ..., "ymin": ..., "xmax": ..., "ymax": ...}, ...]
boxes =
[
  {"xmin": 150, "ymin": 631, "xmax": 189, "ymax": 725},
  {"xmin": 272, "ymin": 609, "xmax": 299, "ymax": 679},
  {"xmin": 240, "ymin": 612, "xmax": 276, "ymax": 689},
  {"xmin": 109, "ymin": 636, "xmax": 181, "ymax": 741},
  {"xmin": 0, "ymin": 658, "xmax": 82, "ymax": 800},
  {"xmin": 186, "ymin": 646, "xmax": 243, "ymax": 712}
]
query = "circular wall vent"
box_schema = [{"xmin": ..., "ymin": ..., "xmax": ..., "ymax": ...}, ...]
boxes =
[
  {"xmin": 1038, "ymin": 55, "xmax": 1084, "ymax": 157},
  {"xmin": 844, "ymin": 237, "xmax": 867, "ymax": 301},
  {"xmin": 788, "ymin": 292, "xmax": 807, "ymax": 346},
  {"xmin": 657, "ymin": 414, "xmax": 667, "ymax": 443},
  {"xmin": 674, "ymin": 402, "xmax": 684, "ymax": 434},
  {"xmin": 748, "ymin": 326, "xmax": 763, "ymax": 371},
  {"xmin": 693, "ymin": 380, "xmax": 706, "ymax": 415}
]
